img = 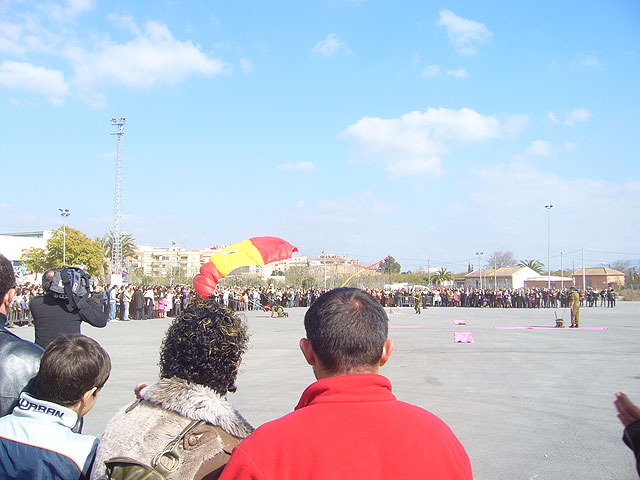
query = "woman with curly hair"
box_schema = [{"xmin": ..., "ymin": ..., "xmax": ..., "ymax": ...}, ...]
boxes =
[{"xmin": 91, "ymin": 300, "xmax": 253, "ymax": 480}]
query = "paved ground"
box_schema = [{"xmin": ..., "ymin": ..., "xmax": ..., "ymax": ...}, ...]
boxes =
[{"xmin": 13, "ymin": 301, "xmax": 640, "ymax": 479}]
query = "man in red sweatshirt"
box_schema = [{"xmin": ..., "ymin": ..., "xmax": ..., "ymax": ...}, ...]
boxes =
[{"xmin": 220, "ymin": 287, "xmax": 472, "ymax": 479}]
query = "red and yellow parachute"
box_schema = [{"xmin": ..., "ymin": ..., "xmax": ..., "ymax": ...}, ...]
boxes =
[{"xmin": 193, "ymin": 236, "xmax": 298, "ymax": 298}]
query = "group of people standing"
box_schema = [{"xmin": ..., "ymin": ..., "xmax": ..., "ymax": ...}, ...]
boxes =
[
  {"xmin": 371, "ymin": 286, "xmax": 618, "ymax": 310},
  {"xmin": 0, "ymin": 253, "xmax": 475, "ymax": 479},
  {"xmin": 97, "ymin": 284, "xmax": 199, "ymax": 321},
  {"xmin": 0, "ymin": 253, "xmax": 638, "ymax": 478}
]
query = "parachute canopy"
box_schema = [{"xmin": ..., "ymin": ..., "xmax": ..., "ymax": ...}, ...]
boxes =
[{"xmin": 193, "ymin": 236, "xmax": 298, "ymax": 298}]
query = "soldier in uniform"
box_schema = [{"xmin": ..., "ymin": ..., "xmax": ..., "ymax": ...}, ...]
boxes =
[
  {"xmin": 271, "ymin": 304, "xmax": 288, "ymax": 318},
  {"xmin": 569, "ymin": 287, "xmax": 580, "ymax": 328},
  {"xmin": 412, "ymin": 291, "xmax": 422, "ymax": 315}
]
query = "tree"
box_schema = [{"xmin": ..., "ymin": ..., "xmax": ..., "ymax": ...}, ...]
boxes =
[
  {"xmin": 285, "ymin": 266, "xmax": 317, "ymax": 288},
  {"xmin": 46, "ymin": 227, "xmax": 105, "ymax": 276},
  {"xmin": 432, "ymin": 267, "xmax": 454, "ymax": 285},
  {"xmin": 380, "ymin": 256, "xmax": 401, "ymax": 275},
  {"xmin": 625, "ymin": 268, "xmax": 640, "ymax": 290},
  {"xmin": 20, "ymin": 247, "xmax": 49, "ymax": 280},
  {"xmin": 99, "ymin": 231, "xmax": 138, "ymax": 259},
  {"xmin": 518, "ymin": 258, "xmax": 545, "ymax": 275},
  {"xmin": 485, "ymin": 250, "xmax": 517, "ymax": 268},
  {"xmin": 611, "ymin": 259, "xmax": 631, "ymax": 273}
]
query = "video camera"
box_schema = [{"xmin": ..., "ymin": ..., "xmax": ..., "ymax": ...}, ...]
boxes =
[{"xmin": 46, "ymin": 266, "xmax": 92, "ymax": 309}]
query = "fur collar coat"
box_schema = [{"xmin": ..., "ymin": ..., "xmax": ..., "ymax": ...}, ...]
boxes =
[{"xmin": 90, "ymin": 377, "xmax": 253, "ymax": 480}]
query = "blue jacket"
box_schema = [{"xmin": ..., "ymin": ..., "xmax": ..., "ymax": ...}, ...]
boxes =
[{"xmin": 0, "ymin": 392, "xmax": 98, "ymax": 479}]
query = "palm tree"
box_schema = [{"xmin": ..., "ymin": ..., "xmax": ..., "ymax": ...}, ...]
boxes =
[
  {"xmin": 99, "ymin": 231, "xmax": 138, "ymax": 259},
  {"xmin": 432, "ymin": 267, "xmax": 454, "ymax": 285},
  {"xmin": 518, "ymin": 259, "xmax": 545, "ymax": 274}
]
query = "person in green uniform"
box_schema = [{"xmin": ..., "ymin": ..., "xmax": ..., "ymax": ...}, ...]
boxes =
[
  {"xmin": 413, "ymin": 291, "xmax": 422, "ymax": 315},
  {"xmin": 569, "ymin": 287, "xmax": 580, "ymax": 328}
]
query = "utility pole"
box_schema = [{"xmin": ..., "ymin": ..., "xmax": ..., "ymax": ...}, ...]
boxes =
[
  {"xmin": 560, "ymin": 251, "xmax": 564, "ymax": 290},
  {"xmin": 321, "ymin": 251, "xmax": 327, "ymax": 289},
  {"xmin": 59, "ymin": 208, "xmax": 70, "ymax": 265},
  {"xmin": 475, "ymin": 251, "xmax": 483, "ymax": 289},
  {"xmin": 582, "ymin": 248, "xmax": 586, "ymax": 290},
  {"xmin": 545, "ymin": 204, "xmax": 554, "ymax": 289},
  {"xmin": 110, "ymin": 118, "xmax": 126, "ymax": 286}
]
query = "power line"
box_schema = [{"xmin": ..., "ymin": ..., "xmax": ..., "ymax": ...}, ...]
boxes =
[{"xmin": 584, "ymin": 249, "xmax": 640, "ymax": 257}]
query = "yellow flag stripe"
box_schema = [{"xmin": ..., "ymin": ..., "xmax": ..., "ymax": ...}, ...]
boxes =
[{"xmin": 209, "ymin": 239, "xmax": 265, "ymax": 276}]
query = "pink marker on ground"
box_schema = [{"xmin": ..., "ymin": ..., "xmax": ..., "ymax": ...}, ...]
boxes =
[{"xmin": 454, "ymin": 332, "xmax": 474, "ymax": 343}]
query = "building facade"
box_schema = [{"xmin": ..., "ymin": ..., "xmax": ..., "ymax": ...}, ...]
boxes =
[
  {"xmin": 572, "ymin": 268, "xmax": 625, "ymax": 289},
  {"xmin": 464, "ymin": 266, "xmax": 540, "ymax": 289}
]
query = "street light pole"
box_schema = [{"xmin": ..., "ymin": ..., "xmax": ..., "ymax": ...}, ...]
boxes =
[
  {"xmin": 545, "ymin": 204, "xmax": 554, "ymax": 288},
  {"xmin": 475, "ymin": 251, "xmax": 483, "ymax": 289},
  {"xmin": 560, "ymin": 251, "xmax": 564, "ymax": 290},
  {"xmin": 321, "ymin": 251, "xmax": 327, "ymax": 289},
  {"xmin": 59, "ymin": 208, "xmax": 70, "ymax": 266}
]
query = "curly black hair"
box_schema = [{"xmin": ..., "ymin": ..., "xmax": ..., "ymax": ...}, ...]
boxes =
[{"xmin": 159, "ymin": 299, "xmax": 249, "ymax": 395}]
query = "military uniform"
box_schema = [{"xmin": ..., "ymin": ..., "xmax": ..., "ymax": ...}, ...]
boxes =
[
  {"xmin": 569, "ymin": 289, "xmax": 580, "ymax": 328},
  {"xmin": 413, "ymin": 292, "xmax": 422, "ymax": 314},
  {"xmin": 271, "ymin": 305, "xmax": 287, "ymax": 318}
]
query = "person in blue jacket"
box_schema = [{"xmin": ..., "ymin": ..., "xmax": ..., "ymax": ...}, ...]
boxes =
[{"xmin": 0, "ymin": 334, "xmax": 111, "ymax": 480}]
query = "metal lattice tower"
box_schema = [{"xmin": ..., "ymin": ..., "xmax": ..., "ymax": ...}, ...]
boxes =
[{"xmin": 110, "ymin": 118, "xmax": 126, "ymax": 276}]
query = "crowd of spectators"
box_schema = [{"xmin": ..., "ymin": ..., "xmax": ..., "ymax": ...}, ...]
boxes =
[
  {"xmin": 206, "ymin": 284, "xmax": 618, "ymax": 313},
  {"xmin": 7, "ymin": 282, "xmax": 617, "ymax": 326}
]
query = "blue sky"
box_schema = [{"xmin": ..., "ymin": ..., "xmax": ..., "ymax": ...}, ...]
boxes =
[{"xmin": 1, "ymin": 0, "xmax": 639, "ymax": 273}]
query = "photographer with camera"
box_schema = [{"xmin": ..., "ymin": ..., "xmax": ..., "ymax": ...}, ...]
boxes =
[{"xmin": 30, "ymin": 267, "xmax": 107, "ymax": 349}]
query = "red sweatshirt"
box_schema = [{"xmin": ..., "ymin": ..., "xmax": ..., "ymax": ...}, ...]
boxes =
[{"xmin": 220, "ymin": 373, "xmax": 472, "ymax": 480}]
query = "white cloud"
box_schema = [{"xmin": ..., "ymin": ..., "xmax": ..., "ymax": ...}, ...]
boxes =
[
  {"xmin": 570, "ymin": 55, "xmax": 601, "ymax": 67},
  {"xmin": 0, "ymin": 61, "xmax": 68, "ymax": 105},
  {"xmin": 466, "ymin": 162, "xmax": 640, "ymax": 243},
  {"xmin": 564, "ymin": 107, "xmax": 591, "ymax": 126},
  {"xmin": 44, "ymin": 0, "xmax": 94, "ymax": 21},
  {"xmin": 547, "ymin": 112, "xmax": 559, "ymax": 124},
  {"xmin": 67, "ymin": 21, "xmax": 226, "ymax": 95},
  {"xmin": 277, "ymin": 161, "xmax": 316, "ymax": 172},
  {"xmin": 240, "ymin": 58, "xmax": 254, "ymax": 74},
  {"xmin": 446, "ymin": 67, "xmax": 468, "ymax": 78},
  {"xmin": 317, "ymin": 191, "xmax": 395, "ymax": 217},
  {"xmin": 107, "ymin": 14, "xmax": 141, "ymax": 36},
  {"xmin": 438, "ymin": 9, "xmax": 492, "ymax": 56},
  {"xmin": 0, "ymin": 16, "xmax": 55, "ymax": 56},
  {"xmin": 341, "ymin": 107, "xmax": 519, "ymax": 176},
  {"xmin": 422, "ymin": 64, "xmax": 440, "ymax": 78},
  {"xmin": 564, "ymin": 141, "xmax": 577, "ymax": 152},
  {"xmin": 524, "ymin": 140, "xmax": 552, "ymax": 158},
  {"xmin": 312, "ymin": 33, "xmax": 351, "ymax": 57}
]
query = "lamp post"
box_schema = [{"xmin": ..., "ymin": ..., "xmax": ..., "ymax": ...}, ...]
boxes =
[
  {"xmin": 475, "ymin": 251, "xmax": 483, "ymax": 289},
  {"xmin": 321, "ymin": 251, "xmax": 327, "ymax": 289},
  {"xmin": 545, "ymin": 204, "xmax": 554, "ymax": 288},
  {"xmin": 169, "ymin": 241, "xmax": 176, "ymax": 286},
  {"xmin": 560, "ymin": 251, "xmax": 564, "ymax": 290},
  {"xmin": 59, "ymin": 208, "xmax": 70, "ymax": 266}
]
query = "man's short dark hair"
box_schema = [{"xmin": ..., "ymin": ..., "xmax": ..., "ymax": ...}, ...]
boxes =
[
  {"xmin": 42, "ymin": 268, "xmax": 57, "ymax": 292},
  {"xmin": 159, "ymin": 299, "xmax": 249, "ymax": 395},
  {"xmin": 304, "ymin": 287, "xmax": 388, "ymax": 374},
  {"xmin": 0, "ymin": 254, "xmax": 16, "ymax": 300},
  {"xmin": 35, "ymin": 334, "xmax": 111, "ymax": 407}
]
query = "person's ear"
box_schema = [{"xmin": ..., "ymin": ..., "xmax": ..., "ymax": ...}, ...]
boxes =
[
  {"xmin": 82, "ymin": 387, "xmax": 98, "ymax": 403},
  {"xmin": 299, "ymin": 338, "xmax": 316, "ymax": 366},
  {"xmin": 379, "ymin": 339, "xmax": 394, "ymax": 367},
  {"xmin": 2, "ymin": 288, "xmax": 15, "ymax": 311}
]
